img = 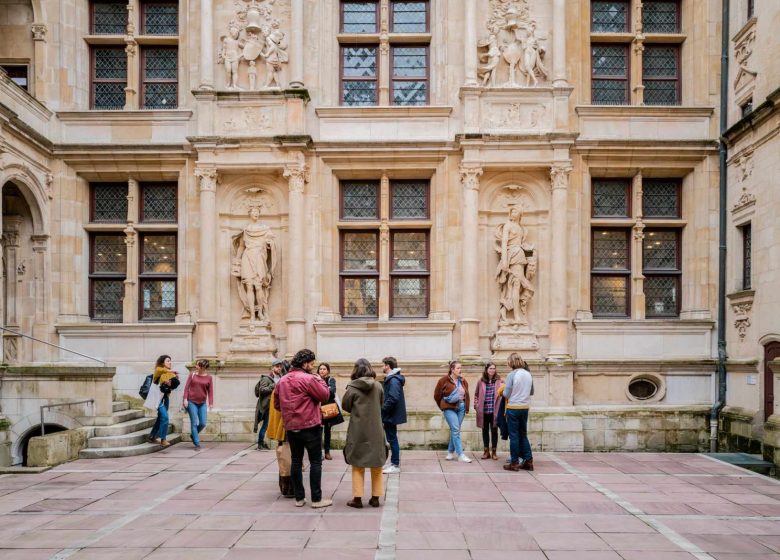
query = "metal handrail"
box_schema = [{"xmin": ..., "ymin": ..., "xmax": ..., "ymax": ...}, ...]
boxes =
[
  {"xmin": 40, "ymin": 399, "xmax": 94, "ymax": 436},
  {"xmin": 0, "ymin": 326, "xmax": 106, "ymax": 365}
]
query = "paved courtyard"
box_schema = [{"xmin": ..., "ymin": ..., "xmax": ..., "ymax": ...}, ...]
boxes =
[{"xmin": 1, "ymin": 446, "xmax": 780, "ymax": 560}]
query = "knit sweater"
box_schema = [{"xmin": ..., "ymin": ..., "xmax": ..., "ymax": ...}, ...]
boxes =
[
  {"xmin": 502, "ymin": 368, "xmax": 533, "ymax": 409},
  {"xmin": 183, "ymin": 373, "xmax": 214, "ymax": 406}
]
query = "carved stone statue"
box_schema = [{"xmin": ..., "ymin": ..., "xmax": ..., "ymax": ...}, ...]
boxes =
[
  {"xmin": 520, "ymin": 21, "xmax": 547, "ymax": 87},
  {"xmin": 477, "ymin": 34, "xmax": 501, "ymax": 87},
  {"xmin": 218, "ymin": 21, "xmax": 244, "ymax": 90},
  {"xmin": 495, "ymin": 205, "xmax": 536, "ymax": 325},
  {"xmin": 260, "ymin": 20, "xmax": 288, "ymax": 89},
  {"xmin": 231, "ymin": 206, "xmax": 277, "ymax": 322}
]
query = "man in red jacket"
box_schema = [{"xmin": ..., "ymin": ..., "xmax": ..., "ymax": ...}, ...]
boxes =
[{"xmin": 274, "ymin": 348, "xmax": 332, "ymax": 508}]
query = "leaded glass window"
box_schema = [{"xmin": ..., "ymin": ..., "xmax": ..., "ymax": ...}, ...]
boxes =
[
  {"xmin": 592, "ymin": 45, "xmax": 629, "ymax": 105},
  {"xmin": 391, "ymin": 231, "xmax": 428, "ymax": 317},
  {"xmin": 592, "ymin": 179, "xmax": 630, "ymax": 217},
  {"xmin": 642, "ymin": 179, "xmax": 680, "ymax": 218},
  {"xmin": 91, "ymin": 183, "xmax": 128, "ymax": 222},
  {"xmin": 642, "ymin": 0, "xmax": 680, "ymax": 33},
  {"xmin": 141, "ymin": 280, "xmax": 176, "ymax": 321},
  {"xmin": 392, "ymin": 277, "xmax": 427, "ymax": 317},
  {"xmin": 342, "ymin": 278, "xmax": 378, "ymax": 317},
  {"xmin": 591, "ymin": 1, "xmax": 629, "ymax": 32},
  {"xmin": 643, "ymin": 45, "xmax": 679, "ymax": 105},
  {"xmin": 343, "ymin": 232, "xmax": 378, "ymax": 271},
  {"xmin": 92, "ymin": 47, "xmax": 127, "ymax": 110},
  {"xmin": 92, "ymin": 0, "xmax": 128, "ymax": 35},
  {"xmin": 141, "ymin": 183, "xmax": 177, "ymax": 222},
  {"xmin": 392, "ymin": 46, "xmax": 428, "ymax": 105},
  {"xmin": 645, "ymin": 276, "xmax": 678, "ymax": 317},
  {"xmin": 342, "ymin": 46, "xmax": 378, "ymax": 106},
  {"xmin": 392, "ymin": 232, "xmax": 427, "ymax": 270},
  {"xmin": 592, "ymin": 276, "xmax": 629, "ymax": 317},
  {"xmin": 643, "ymin": 230, "xmax": 678, "ymax": 270},
  {"xmin": 142, "ymin": 234, "xmax": 176, "ymax": 274},
  {"xmin": 748, "ymin": 0, "xmax": 755, "ymax": 19},
  {"xmin": 142, "ymin": 47, "xmax": 178, "ymax": 109},
  {"xmin": 342, "ymin": 1, "xmax": 378, "ymax": 33},
  {"xmin": 342, "ymin": 181, "xmax": 379, "ymax": 219},
  {"xmin": 391, "ymin": 181, "xmax": 428, "ymax": 218},
  {"xmin": 142, "ymin": 1, "xmax": 178, "ymax": 35},
  {"xmin": 593, "ymin": 230, "xmax": 629, "ymax": 270},
  {"xmin": 742, "ymin": 224, "xmax": 752, "ymax": 290},
  {"xmin": 91, "ymin": 280, "xmax": 124, "ymax": 322},
  {"xmin": 93, "ymin": 235, "xmax": 127, "ymax": 274},
  {"xmin": 392, "ymin": 1, "xmax": 428, "ymax": 33}
]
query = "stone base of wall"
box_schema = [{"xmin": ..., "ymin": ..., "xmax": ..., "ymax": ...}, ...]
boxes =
[
  {"xmin": 0, "ymin": 416, "xmax": 11, "ymax": 467},
  {"xmin": 181, "ymin": 406, "xmax": 711, "ymax": 453},
  {"xmin": 718, "ymin": 407, "xmax": 763, "ymax": 454},
  {"xmin": 26, "ymin": 428, "xmax": 90, "ymax": 467}
]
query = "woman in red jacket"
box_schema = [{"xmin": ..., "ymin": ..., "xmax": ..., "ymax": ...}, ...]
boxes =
[
  {"xmin": 183, "ymin": 359, "xmax": 214, "ymax": 450},
  {"xmin": 433, "ymin": 360, "xmax": 472, "ymax": 463}
]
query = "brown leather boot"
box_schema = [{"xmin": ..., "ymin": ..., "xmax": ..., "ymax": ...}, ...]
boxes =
[
  {"xmin": 521, "ymin": 458, "xmax": 534, "ymax": 471},
  {"xmin": 368, "ymin": 496, "xmax": 380, "ymax": 508},
  {"xmin": 347, "ymin": 497, "xmax": 363, "ymax": 508},
  {"xmin": 491, "ymin": 448, "xmax": 498, "ymax": 460},
  {"xmin": 503, "ymin": 462, "xmax": 521, "ymax": 472},
  {"xmin": 481, "ymin": 448, "xmax": 490, "ymax": 459}
]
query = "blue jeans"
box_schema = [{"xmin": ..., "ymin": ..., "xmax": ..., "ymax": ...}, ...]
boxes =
[
  {"xmin": 442, "ymin": 402, "xmax": 466, "ymax": 456},
  {"xmin": 187, "ymin": 401, "xmax": 208, "ymax": 446},
  {"xmin": 257, "ymin": 409, "xmax": 269, "ymax": 445},
  {"xmin": 149, "ymin": 395, "xmax": 169, "ymax": 441},
  {"xmin": 507, "ymin": 408, "xmax": 532, "ymax": 464},
  {"xmin": 384, "ymin": 423, "xmax": 400, "ymax": 466}
]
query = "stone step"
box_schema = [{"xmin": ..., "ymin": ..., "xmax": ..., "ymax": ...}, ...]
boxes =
[
  {"xmin": 112, "ymin": 401, "xmax": 130, "ymax": 413},
  {"xmin": 79, "ymin": 433, "xmax": 183, "ymax": 459},
  {"xmin": 88, "ymin": 426, "xmax": 173, "ymax": 449},
  {"xmin": 111, "ymin": 408, "xmax": 144, "ymax": 424},
  {"xmin": 93, "ymin": 416, "xmax": 156, "ymax": 437}
]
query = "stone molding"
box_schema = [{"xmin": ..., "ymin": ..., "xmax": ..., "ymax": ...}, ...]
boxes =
[
  {"xmin": 459, "ymin": 165, "xmax": 483, "ymax": 191},
  {"xmin": 315, "ymin": 106, "xmax": 453, "ymax": 118},
  {"xmin": 195, "ymin": 168, "xmax": 219, "ymax": 193},
  {"xmin": 283, "ymin": 163, "xmax": 309, "ymax": 193},
  {"xmin": 550, "ymin": 164, "xmax": 571, "ymax": 190},
  {"xmin": 31, "ymin": 23, "xmax": 47, "ymax": 42},
  {"xmin": 727, "ymin": 290, "xmax": 755, "ymax": 340}
]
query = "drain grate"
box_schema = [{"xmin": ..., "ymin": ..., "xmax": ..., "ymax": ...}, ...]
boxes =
[{"xmin": 708, "ymin": 452, "xmax": 776, "ymax": 476}]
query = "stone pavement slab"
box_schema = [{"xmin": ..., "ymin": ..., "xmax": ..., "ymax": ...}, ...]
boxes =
[{"xmin": 0, "ymin": 445, "xmax": 779, "ymax": 559}]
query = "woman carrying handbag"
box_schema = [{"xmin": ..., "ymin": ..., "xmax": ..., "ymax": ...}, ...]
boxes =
[{"xmin": 318, "ymin": 363, "xmax": 344, "ymax": 460}]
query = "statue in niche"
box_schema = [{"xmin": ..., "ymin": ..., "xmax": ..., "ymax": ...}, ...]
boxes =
[
  {"xmin": 520, "ymin": 21, "xmax": 547, "ymax": 86},
  {"xmin": 218, "ymin": 21, "xmax": 245, "ymax": 90},
  {"xmin": 495, "ymin": 205, "xmax": 536, "ymax": 326},
  {"xmin": 231, "ymin": 206, "xmax": 278, "ymax": 323},
  {"xmin": 260, "ymin": 20, "xmax": 288, "ymax": 89}
]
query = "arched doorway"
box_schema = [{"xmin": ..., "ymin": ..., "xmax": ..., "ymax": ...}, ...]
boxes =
[
  {"xmin": 17, "ymin": 424, "xmax": 66, "ymax": 466},
  {"xmin": 765, "ymin": 342, "xmax": 780, "ymax": 421}
]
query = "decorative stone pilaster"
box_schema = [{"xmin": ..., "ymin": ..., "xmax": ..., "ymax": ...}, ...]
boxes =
[
  {"xmin": 283, "ymin": 158, "xmax": 310, "ymax": 356},
  {"xmin": 631, "ymin": 1, "xmax": 645, "ymax": 104},
  {"xmin": 459, "ymin": 164, "xmax": 482, "ymax": 359},
  {"xmin": 289, "ymin": 0, "xmax": 304, "ymax": 88},
  {"xmin": 31, "ymin": 23, "xmax": 47, "ymax": 102},
  {"xmin": 195, "ymin": 167, "xmax": 219, "ymax": 357},
  {"xmin": 464, "ymin": 0, "xmax": 478, "ymax": 86},
  {"xmin": 2, "ymin": 217, "xmax": 23, "ymax": 364},
  {"xmin": 548, "ymin": 163, "xmax": 571, "ymax": 360},
  {"xmin": 379, "ymin": 174, "xmax": 391, "ymax": 321},
  {"xmin": 199, "ymin": 0, "xmax": 215, "ymax": 90},
  {"xmin": 123, "ymin": 179, "xmax": 139, "ymax": 323},
  {"xmin": 631, "ymin": 173, "xmax": 646, "ymax": 318},
  {"xmin": 378, "ymin": 3, "xmax": 391, "ymax": 105},
  {"xmin": 552, "ymin": 0, "xmax": 568, "ymax": 87},
  {"xmin": 30, "ymin": 235, "xmax": 49, "ymax": 361}
]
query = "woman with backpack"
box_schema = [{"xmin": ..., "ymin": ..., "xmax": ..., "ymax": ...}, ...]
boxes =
[
  {"xmin": 342, "ymin": 358, "xmax": 386, "ymax": 508},
  {"xmin": 433, "ymin": 360, "xmax": 472, "ymax": 463},
  {"xmin": 183, "ymin": 359, "xmax": 214, "ymax": 450},
  {"xmin": 148, "ymin": 355, "xmax": 179, "ymax": 448}
]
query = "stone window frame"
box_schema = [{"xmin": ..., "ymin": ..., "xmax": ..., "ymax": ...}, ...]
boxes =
[
  {"xmin": 589, "ymin": 173, "xmax": 686, "ymax": 320},
  {"xmin": 87, "ymin": 0, "xmax": 180, "ymax": 110},
  {"xmin": 88, "ymin": 232, "xmax": 127, "ymax": 322},
  {"xmin": 0, "ymin": 63, "xmax": 30, "ymax": 92},
  {"xmin": 86, "ymin": 179, "xmax": 179, "ymax": 324},
  {"xmin": 588, "ymin": 0, "xmax": 686, "ymax": 106},
  {"xmin": 642, "ymin": 228, "xmax": 682, "ymax": 318},
  {"xmin": 741, "ymin": 222, "xmax": 752, "ymax": 291},
  {"xmin": 338, "ymin": 0, "xmax": 432, "ymax": 107},
  {"xmin": 590, "ymin": 227, "xmax": 632, "ymax": 318},
  {"xmin": 338, "ymin": 176, "xmax": 432, "ymax": 320},
  {"xmin": 138, "ymin": 232, "xmax": 178, "ymax": 322}
]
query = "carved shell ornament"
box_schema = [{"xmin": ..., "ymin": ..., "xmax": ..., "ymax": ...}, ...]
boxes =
[{"xmin": 230, "ymin": 187, "xmax": 276, "ymax": 216}]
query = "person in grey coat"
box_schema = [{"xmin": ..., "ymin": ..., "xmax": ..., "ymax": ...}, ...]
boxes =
[
  {"xmin": 342, "ymin": 358, "xmax": 387, "ymax": 509},
  {"xmin": 254, "ymin": 359, "xmax": 283, "ymax": 450}
]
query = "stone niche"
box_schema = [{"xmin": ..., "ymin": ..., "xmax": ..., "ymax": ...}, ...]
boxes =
[
  {"xmin": 217, "ymin": 175, "xmax": 289, "ymax": 360},
  {"xmin": 479, "ymin": 171, "xmax": 551, "ymax": 359}
]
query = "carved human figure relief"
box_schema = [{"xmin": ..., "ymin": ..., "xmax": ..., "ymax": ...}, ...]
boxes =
[
  {"xmin": 479, "ymin": 0, "xmax": 548, "ymax": 88},
  {"xmin": 218, "ymin": 21, "xmax": 245, "ymax": 90},
  {"xmin": 494, "ymin": 205, "xmax": 536, "ymax": 326},
  {"xmin": 231, "ymin": 206, "xmax": 278, "ymax": 323}
]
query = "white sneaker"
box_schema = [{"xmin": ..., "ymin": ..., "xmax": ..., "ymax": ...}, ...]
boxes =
[
  {"xmin": 458, "ymin": 454, "xmax": 472, "ymax": 463},
  {"xmin": 295, "ymin": 499, "xmax": 306, "ymax": 507},
  {"xmin": 311, "ymin": 498, "xmax": 333, "ymax": 508},
  {"xmin": 445, "ymin": 452, "xmax": 455, "ymax": 461},
  {"xmin": 383, "ymin": 464, "xmax": 401, "ymax": 474}
]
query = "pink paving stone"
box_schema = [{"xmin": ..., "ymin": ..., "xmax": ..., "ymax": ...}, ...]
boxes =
[
  {"xmin": 520, "ymin": 517, "xmax": 591, "ymax": 533},
  {"xmin": 688, "ymin": 502, "xmax": 761, "ymax": 516},
  {"xmin": 597, "ymin": 532, "xmax": 684, "ymax": 551},
  {"xmin": 468, "ymin": 552, "xmax": 548, "ymax": 560},
  {"xmin": 162, "ymin": 529, "xmax": 247, "ymax": 548},
  {"xmin": 5, "ymin": 529, "xmax": 95, "ymax": 548},
  {"xmin": 316, "ymin": 514, "xmax": 381, "ymax": 531},
  {"xmin": 454, "ymin": 500, "xmax": 513, "ymax": 513},
  {"xmin": 396, "ymin": 531, "xmax": 469, "ymax": 550},
  {"xmin": 509, "ymin": 501, "xmax": 572, "ymax": 514},
  {"xmin": 534, "ymin": 532, "xmax": 611, "ymax": 551},
  {"xmin": 0, "ymin": 514, "xmax": 60, "ymax": 530},
  {"xmin": 306, "ymin": 530, "xmax": 379, "ymax": 549},
  {"xmin": 563, "ymin": 501, "xmax": 628, "ymax": 515},
  {"xmin": 143, "ymin": 549, "xmax": 229, "ymax": 560},
  {"xmin": 188, "ymin": 515, "xmax": 256, "ymax": 531},
  {"xmin": 585, "ymin": 517, "xmax": 657, "ymax": 533},
  {"xmin": 398, "ymin": 500, "xmax": 455, "ymax": 513},
  {"xmin": 682, "ymin": 533, "xmax": 776, "ymax": 554},
  {"xmin": 544, "ymin": 552, "xmax": 623, "ymax": 560},
  {"xmin": 616, "ymin": 552, "xmax": 698, "ymax": 560},
  {"xmin": 752, "ymin": 536, "xmax": 780, "ymax": 553},
  {"xmin": 727, "ymin": 519, "xmax": 780, "ymax": 535},
  {"xmin": 124, "ymin": 513, "xmax": 197, "ymax": 531},
  {"xmin": 631, "ymin": 502, "xmax": 701, "ymax": 515},
  {"xmin": 395, "ymin": 550, "xmax": 473, "ymax": 560},
  {"xmin": 155, "ymin": 499, "xmax": 223, "ymax": 514},
  {"xmin": 463, "ymin": 530, "xmax": 539, "ymax": 551},
  {"xmin": 661, "ymin": 518, "xmax": 741, "ymax": 535},
  {"xmin": 42, "ymin": 513, "xmax": 122, "ymax": 530},
  {"xmin": 233, "ymin": 529, "xmax": 312, "ymax": 548},
  {"xmin": 710, "ymin": 555, "xmax": 780, "ymax": 560},
  {"xmin": 90, "ymin": 528, "xmax": 182, "ymax": 548},
  {"xmin": 69, "ymin": 548, "xmax": 155, "ymax": 560},
  {"xmin": 300, "ymin": 549, "xmax": 377, "ymax": 560},
  {"xmin": 252, "ymin": 515, "xmax": 320, "ymax": 531},
  {"xmin": 1, "ymin": 551, "xmax": 67, "ymax": 560},
  {"xmin": 17, "ymin": 498, "xmax": 95, "ymax": 512}
]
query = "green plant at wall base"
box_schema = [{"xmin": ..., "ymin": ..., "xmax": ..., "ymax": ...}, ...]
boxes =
[{"xmin": 0, "ymin": 418, "xmax": 11, "ymax": 431}]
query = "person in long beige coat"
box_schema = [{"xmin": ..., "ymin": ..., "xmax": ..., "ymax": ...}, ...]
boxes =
[{"xmin": 342, "ymin": 358, "xmax": 387, "ymax": 509}]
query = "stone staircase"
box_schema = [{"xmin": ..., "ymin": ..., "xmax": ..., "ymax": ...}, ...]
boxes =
[{"xmin": 79, "ymin": 401, "xmax": 181, "ymax": 459}]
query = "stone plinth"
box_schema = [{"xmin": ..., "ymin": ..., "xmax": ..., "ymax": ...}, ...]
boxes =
[
  {"xmin": 490, "ymin": 325, "xmax": 541, "ymax": 359},
  {"xmin": 228, "ymin": 322, "xmax": 278, "ymax": 360}
]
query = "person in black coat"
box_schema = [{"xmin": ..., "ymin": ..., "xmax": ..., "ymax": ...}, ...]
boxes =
[
  {"xmin": 381, "ymin": 356, "xmax": 407, "ymax": 474},
  {"xmin": 318, "ymin": 362, "xmax": 344, "ymax": 460}
]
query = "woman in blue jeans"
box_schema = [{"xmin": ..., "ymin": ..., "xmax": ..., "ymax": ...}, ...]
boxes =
[
  {"xmin": 502, "ymin": 352, "xmax": 534, "ymax": 471},
  {"xmin": 148, "ymin": 355, "xmax": 177, "ymax": 447},
  {"xmin": 433, "ymin": 360, "xmax": 472, "ymax": 463},
  {"xmin": 183, "ymin": 359, "xmax": 214, "ymax": 450}
]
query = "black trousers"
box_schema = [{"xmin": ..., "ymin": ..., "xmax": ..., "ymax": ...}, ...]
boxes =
[
  {"xmin": 323, "ymin": 423, "xmax": 332, "ymax": 453},
  {"xmin": 287, "ymin": 426, "xmax": 323, "ymax": 502},
  {"xmin": 482, "ymin": 413, "xmax": 498, "ymax": 448}
]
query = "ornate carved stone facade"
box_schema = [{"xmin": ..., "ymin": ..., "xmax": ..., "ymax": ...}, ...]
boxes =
[{"xmin": 0, "ymin": 0, "xmax": 772, "ymax": 460}]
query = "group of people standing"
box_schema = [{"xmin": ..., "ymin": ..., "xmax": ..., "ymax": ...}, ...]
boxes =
[{"xmin": 144, "ymin": 348, "xmax": 534, "ymax": 508}]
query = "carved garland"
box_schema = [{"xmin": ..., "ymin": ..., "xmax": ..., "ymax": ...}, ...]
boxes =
[{"xmin": 732, "ymin": 302, "xmax": 753, "ymax": 340}]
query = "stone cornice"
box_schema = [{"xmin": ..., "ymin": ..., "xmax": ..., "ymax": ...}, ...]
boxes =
[
  {"xmin": 575, "ymin": 105, "xmax": 715, "ymax": 118},
  {"xmin": 56, "ymin": 110, "xmax": 193, "ymax": 122},
  {"xmin": 55, "ymin": 323, "xmax": 195, "ymax": 335},
  {"xmin": 723, "ymin": 85, "xmax": 780, "ymax": 144},
  {"xmin": 316, "ymin": 106, "xmax": 453, "ymax": 118}
]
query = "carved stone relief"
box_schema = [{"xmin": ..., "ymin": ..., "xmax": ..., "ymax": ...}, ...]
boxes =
[
  {"xmin": 494, "ymin": 204, "xmax": 536, "ymax": 328},
  {"xmin": 228, "ymin": 186, "xmax": 277, "ymax": 216},
  {"xmin": 477, "ymin": 0, "xmax": 548, "ymax": 88},
  {"xmin": 733, "ymin": 27, "xmax": 757, "ymax": 91},
  {"xmin": 218, "ymin": 0, "xmax": 289, "ymax": 91},
  {"xmin": 221, "ymin": 107, "xmax": 274, "ymax": 134},
  {"xmin": 732, "ymin": 302, "xmax": 752, "ymax": 340},
  {"xmin": 485, "ymin": 102, "xmax": 549, "ymax": 131},
  {"xmin": 732, "ymin": 149, "xmax": 756, "ymax": 212}
]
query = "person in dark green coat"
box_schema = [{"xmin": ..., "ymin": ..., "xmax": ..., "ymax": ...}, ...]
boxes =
[{"xmin": 342, "ymin": 358, "xmax": 387, "ymax": 509}]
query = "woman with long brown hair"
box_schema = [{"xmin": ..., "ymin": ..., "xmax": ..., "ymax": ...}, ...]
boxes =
[
  {"xmin": 502, "ymin": 353, "xmax": 534, "ymax": 471},
  {"xmin": 433, "ymin": 360, "xmax": 472, "ymax": 463},
  {"xmin": 183, "ymin": 359, "xmax": 214, "ymax": 450},
  {"xmin": 474, "ymin": 361, "xmax": 503, "ymax": 460}
]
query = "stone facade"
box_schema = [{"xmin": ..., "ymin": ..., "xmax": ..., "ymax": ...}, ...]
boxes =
[
  {"xmin": 718, "ymin": 1, "xmax": 780, "ymax": 463},
  {"xmin": 0, "ymin": 0, "xmax": 758, "ymax": 461}
]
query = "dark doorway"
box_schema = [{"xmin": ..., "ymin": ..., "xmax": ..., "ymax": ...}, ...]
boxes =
[
  {"xmin": 18, "ymin": 424, "xmax": 67, "ymax": 466},
  {"xmin": 764, "ymin": 342, "xmax": 780, "ymax": 421}
]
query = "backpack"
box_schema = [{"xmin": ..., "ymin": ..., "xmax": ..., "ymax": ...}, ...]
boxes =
[{"xmin": 139, "ymin": 374, "xmax": 153, "ymax": 400}]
